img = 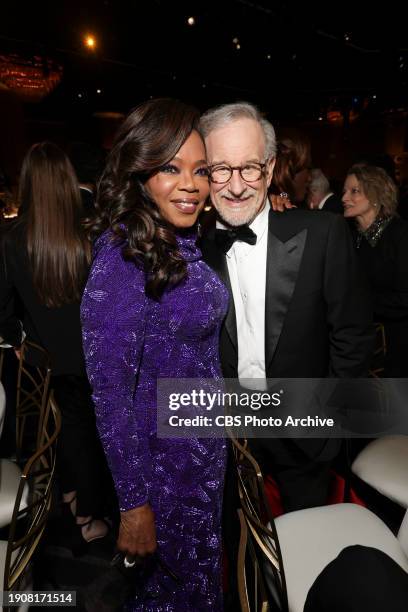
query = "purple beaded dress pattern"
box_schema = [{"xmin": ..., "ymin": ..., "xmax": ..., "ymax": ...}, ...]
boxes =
[{"xmin": 81, "ymin": 229, "xmax": 228, "ymax": 611}]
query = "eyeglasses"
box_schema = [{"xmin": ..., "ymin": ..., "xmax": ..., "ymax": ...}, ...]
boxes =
[{"xmin": 208, "ymin": 162, "xmax": 267, "ymax": 184}]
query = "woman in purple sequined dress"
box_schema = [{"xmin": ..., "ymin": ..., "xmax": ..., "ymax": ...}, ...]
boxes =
[{"xmin": 81, "ymin": 99, "xmax": 228, "ymax": 611}]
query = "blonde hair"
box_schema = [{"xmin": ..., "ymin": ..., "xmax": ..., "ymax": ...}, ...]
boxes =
[{"xmin": 347, "ymin": 164, "xmax": 398, "ymax": 217}]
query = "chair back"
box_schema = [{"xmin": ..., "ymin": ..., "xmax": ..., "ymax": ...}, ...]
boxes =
[
  {"xmin": 0, "ymin": 347, "xmax": 4, "ymax": 381},
  {"xmin": 3, "ymin": 392, "xmax": 61, "ymax": 599},
  {"xmin": 231, "ymin": 435, "xmax": 289, "ymax": 611},
  {"xmin": 16, "ymin": 341, "xmax": 51, "ymax": 461},
  {"xmin": 237, "ymin": 507, "xmax": 275, "ymax": 612}
]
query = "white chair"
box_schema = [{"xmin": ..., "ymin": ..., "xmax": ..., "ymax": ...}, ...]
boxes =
[
  {"xmin": 232, "ymin": 436, "xmax": 408, "ymax": 612},
  {"xmin": 352, "ymin": 435, "xmax": 408, "ymax": 557},
  {"xmin": 0, "ymin": 341, "xmax": 51, "ymax": 529},
  {"xmin": 0, "ymin": 393, "xmax": 61, "ymax": 612},
  {"xmin": 0, "ymin": 460, "xmax": 29, "ymax": 528},
  {"xmin": 274, "ymin": 503, "xmax": 408, "ymax": 612},
  {"xmin": 0, "ymin": 380, "xmax": 28, "ymax": 532}
]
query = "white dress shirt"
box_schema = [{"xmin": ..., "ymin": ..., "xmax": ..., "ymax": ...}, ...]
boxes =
[{"xmin": 217, "ymin": 201, "xmax": 269, "ymax": 389}]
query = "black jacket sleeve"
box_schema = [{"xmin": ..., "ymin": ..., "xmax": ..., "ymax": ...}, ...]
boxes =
[
  {"xmin": 0, "ymin": 229, "xmax": 24, "ymax": 346},
  {"xmin": 374, "ymin": 223, "xmax": 408, "ymax": 320},
  {"xmin": 323, "ymin": 215, "xmax": 375, "ymax": 376}
]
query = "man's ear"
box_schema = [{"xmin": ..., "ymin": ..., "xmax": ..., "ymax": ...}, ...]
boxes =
[{"xmin": 265, "ymin": 157, "xmax": 276, "ymax": 188}]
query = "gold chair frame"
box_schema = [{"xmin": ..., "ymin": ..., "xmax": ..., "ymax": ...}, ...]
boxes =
[
  {"xmin": 230, "ymin": 434, "xmax": 289, "ymax": 612},
  {"xmin": 16, "ymin": 341, "xmax": 51, "ymax": 461},
  {"xmin": 2, "ymin": 392, "xmax": 61, "ymax": 607},
  {"xmin": 238, "ymin": 508, "xmax": 274, "ymax": 612}
]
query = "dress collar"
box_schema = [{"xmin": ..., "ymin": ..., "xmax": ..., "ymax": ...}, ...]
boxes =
[
  {"xmin": 356, "ymin": 216, "xmax": 392, "ymax": 248},
  {"xmin": 176, "ymin": 228, "xmax": 201, "ymax": 262}
]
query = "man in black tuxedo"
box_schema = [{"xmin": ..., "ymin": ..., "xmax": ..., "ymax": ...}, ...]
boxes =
[
  {"xmin": 199, "ymin": 102, "xmax": 375, "ymax": 511},
  {"xmin": 307, "ymin": 168, "xmax": 344, "ymax": 214}
]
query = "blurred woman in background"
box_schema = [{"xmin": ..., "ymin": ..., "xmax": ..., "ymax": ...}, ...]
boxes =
[
  {"xmin": 270, "ymin": 135, "xmax": 312, "ymax": 206},
  {"xmin": 0, "ymin": 142, "xmax": 112, "ymax": 553},
  {"xmin": 343, "ymin": 164, "xmax": 408, "ymax": 376}
]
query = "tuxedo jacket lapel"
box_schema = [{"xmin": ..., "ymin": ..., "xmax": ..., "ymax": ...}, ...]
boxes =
[
  {"xmin": 265, "ymin": 216, "xmax": 307, "ymax": 371},
  {"xmin": 202, "ymin": 212, "xmax": 307, "ymax": 367}
]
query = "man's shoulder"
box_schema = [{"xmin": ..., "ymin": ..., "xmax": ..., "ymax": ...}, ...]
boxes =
[
  {"xmin": 198, "ymin": 207, "xmax": 344, "ymax": 249},
  {"xmin": 269, "ymin": 207, "xmax": 342, "ymax": 236},
  {"xmin": 387, "ymin": 216, "xmax": 408, "ymax": 240},
  {"xmin": 0, "ymin": 218, "xmax": 26, "ymax": 250},
  {"xmin": 324, "ymin": 193, "xmax": 344, "ymax": 214},
  {"xmin": 198, "ymin": 209, "xmax": 217, "ymax": 253}
]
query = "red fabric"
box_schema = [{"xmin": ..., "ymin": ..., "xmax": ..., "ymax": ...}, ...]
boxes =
[{"xmin": 264, "ymin": 471, "xmax": 366, "ymax": 518}]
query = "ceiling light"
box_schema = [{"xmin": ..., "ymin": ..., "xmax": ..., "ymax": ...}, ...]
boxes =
[{"xmin": 84, "ymin": 35, "xmax": 96, "ymax": 49}]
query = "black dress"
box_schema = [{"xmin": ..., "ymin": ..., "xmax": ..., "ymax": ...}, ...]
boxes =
[
  {"xmin": 353, "ymin": 217, "xmax": 408, "ymax": 376},
  {"xmin": 0, "ymin": 218, "xmax": 113, "ymax": 517},
  {"xmin": 0, "ymin": 219, "xmax": 86, "ymax": 376}
]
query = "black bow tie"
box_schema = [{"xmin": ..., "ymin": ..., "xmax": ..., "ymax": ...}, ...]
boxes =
[{"xmin": 215, "ymin": 226, "xmax": 257, "ymax": 253}]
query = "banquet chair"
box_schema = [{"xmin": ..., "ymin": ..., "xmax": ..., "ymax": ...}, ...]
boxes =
[
  {"xmin": 16, "ymin": 340, "xmax": 51, "ymax": 461},
  {"xmin": 0, "ymin": 344, "xmax": 52, "ymax": 529},
  {"xmin": 232, "ymin": 436, "xmax": 288, "ymax": 612},
  {"xmin": 0, "ymin": 379, "xmax": 5, "ymax": 439},
  {"xmin": 352, "ymin": 435, "xmax": 408, "ymax": 557},
  {"xmin": 237, "ymin": 508, "xmax": 271, "ymax": 612},
  {"xmin": 231, "ymin": 436, "xmax": 408, "ymax": 612},
  {"xmin": 0, "ymin": 347, "xmax": 4, "ymax": 381},
  {"xmin": 0, "ymin": 392, "xmax": 61, "ymax": 612},
  {"xmin": 237, "ymin": 508, "xmax": 250, "ymax": 612}
]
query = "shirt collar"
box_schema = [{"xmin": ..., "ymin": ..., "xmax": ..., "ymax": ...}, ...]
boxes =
[
  {"xmin": 249, "ymin": 198, "xmax": 270, "ymax": 236},
  {"xmin": 80, "ymin": 185, "xmax": 94, "ymax": 194},
  {"xmin": 318, "ymin": 192, "xmax": 334, "ymax": 209}
]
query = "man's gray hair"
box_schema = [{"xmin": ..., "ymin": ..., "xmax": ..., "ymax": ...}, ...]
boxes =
[
  {"xmin": 309, "ymin": 168, "xmax": 330, "ymax": 195},
  {"xmin": 199, "ymin": 101, "xmax": 277, "ymax": 159}
]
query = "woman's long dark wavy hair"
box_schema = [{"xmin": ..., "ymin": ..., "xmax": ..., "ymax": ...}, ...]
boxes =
[
  {"xmin": 271, "ymin": 136, "xmax": 311, "ymax": 202},
  {"xmin": 19, "ymin": 142, "xmax": 91, "ymax": 308},
  {"xmin": 88, "ymin": 98, "xmax": 202, "ymax": 300}
]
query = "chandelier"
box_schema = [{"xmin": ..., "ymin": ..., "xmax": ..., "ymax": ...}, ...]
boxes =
[{"xmin": 0, "ymin": 53, "xmax": 63, "ymax": 102}]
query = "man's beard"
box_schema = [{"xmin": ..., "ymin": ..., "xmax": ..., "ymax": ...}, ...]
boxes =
[{"xmin": 215, "ymin": 198, "xmax": 264, "ymax": 227}]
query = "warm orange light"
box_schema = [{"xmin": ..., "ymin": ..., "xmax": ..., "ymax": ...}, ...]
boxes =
[
  {"xmin": 84, "ymin": 35, "xmax": 96, "ymax": 49},
  {"xmin": 0, "ymin": 53, "xmax": 63, "ymax": 102},
  {"xmin": 327, "ymin": 110, "xmax": 343, "ymax": 124}
]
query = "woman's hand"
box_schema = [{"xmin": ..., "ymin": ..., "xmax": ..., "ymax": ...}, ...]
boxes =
[
  {"xmin": 117, "ymin": 503, "xmax": 157, "ymax": 557},
  {"xmin": 270, "ymin": 193, "xmax": 295, "ymax": 211}
]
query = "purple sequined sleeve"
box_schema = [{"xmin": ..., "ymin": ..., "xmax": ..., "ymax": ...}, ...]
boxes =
[{"xmin": 81, "ymin": 234, "xmax": 150, "ymax": 511}]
